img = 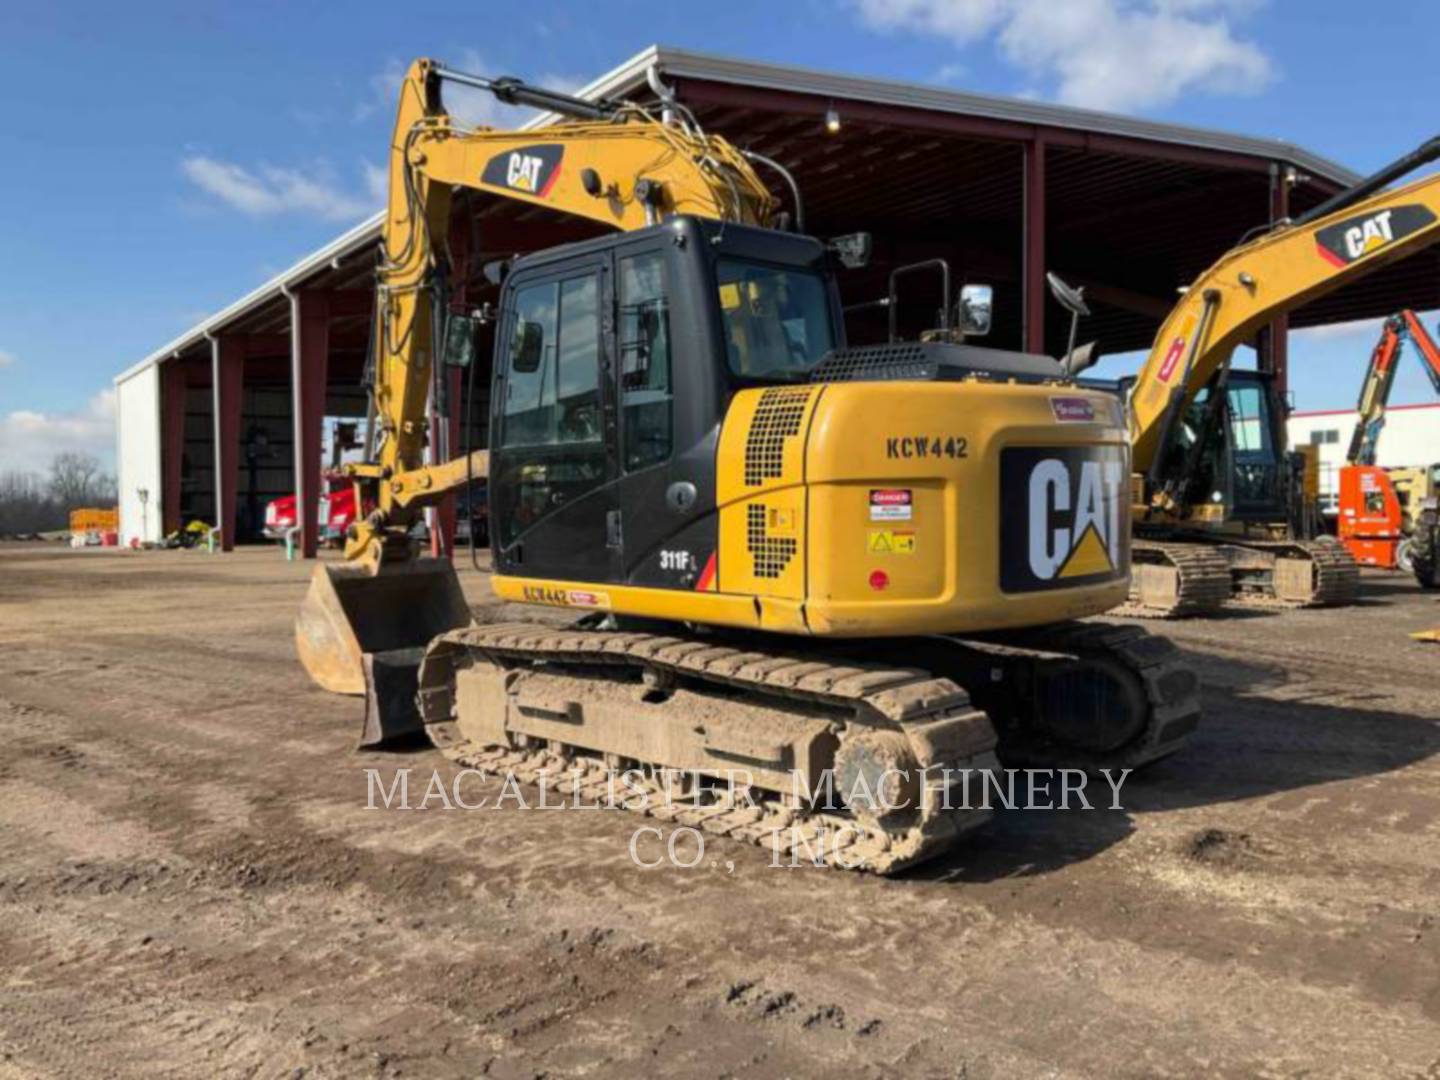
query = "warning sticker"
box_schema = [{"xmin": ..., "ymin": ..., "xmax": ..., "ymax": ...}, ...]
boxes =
[
  {"xmin": 869, "ymin": 489, "xmax": 913, "ymax": 521},
  {"xmin": 867, "ymin": 529, "xmax": 916, "ymax": 555},
  {"xmin": 521, "ymin": 585, "xmax": 612, "ymax": 609}
]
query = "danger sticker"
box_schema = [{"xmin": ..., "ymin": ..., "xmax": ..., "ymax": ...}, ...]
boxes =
[
  {"xmin": 867, "ymin": 529, "xmax": 916, "ymax": 555},
  {"xmin": 1050, "ymin": 396, "xmax": 1096, "ymax": 423},
  {"xmin": 869, "ymin": 489, "xmax": 913, "ymax": 521},
  {"xmin": 1157, "ymin": 336, "xmax": 1186, "ymax": 383}
]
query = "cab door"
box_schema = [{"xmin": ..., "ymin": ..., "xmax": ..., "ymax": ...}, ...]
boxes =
[{"xmin": 490, "ymin": 254, "xmax": 619, "ymax": 584}]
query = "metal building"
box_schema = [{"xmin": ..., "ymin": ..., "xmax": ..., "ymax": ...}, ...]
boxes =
[
  {"xmin": 1289, "ymin": 402, "xmax": 1440, "ymax": 512},
  {"xmin": 115, "ymin": 45, "xmax": 1440, "ymax": 551}
]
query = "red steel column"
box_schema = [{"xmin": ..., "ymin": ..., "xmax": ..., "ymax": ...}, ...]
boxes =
[
  {"xmin": 1268, "ymin": 164, "xmax": 1291, "ymax": 402},
  {"xmin": 1024, "ymin": 138, "xmax": 1047, "ymax": 354},
  {"xmin": 290, "ymin": 290, "xmax": 331, "ymax": 559},
  {"xmin": 161, "ymin": 358, "xmax": 188, "ymax": 535},
  {"xmin": 210, "ymin": 337, "xmax": 245, "ymax": 552}
]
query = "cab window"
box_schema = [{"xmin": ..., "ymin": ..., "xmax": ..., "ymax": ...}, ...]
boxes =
[
  {"xmin": 716, "ymin": 259, "xmax": 834, "ymax": 378},
  {"xmin": 619, "ymin": 252, "xmax": 672, "ymax": 470},
  {"xmin": 501, "ymin": 274, "xmax": 601, "ymax": 447}
]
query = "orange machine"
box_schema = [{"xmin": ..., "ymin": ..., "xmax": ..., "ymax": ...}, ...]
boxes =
[
  {"xmin": 1338, "ymin": 464, "xmax": 1406, "ymax": 567},
  {"xmin": 1337, "ymin": 311, "xmax": 1440, "ymax": 569}
]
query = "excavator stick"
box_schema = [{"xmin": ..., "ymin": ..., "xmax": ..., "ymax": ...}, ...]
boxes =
[{"xmin": 295, "ymin": 559, "xmax": 473, "ymax": 716}]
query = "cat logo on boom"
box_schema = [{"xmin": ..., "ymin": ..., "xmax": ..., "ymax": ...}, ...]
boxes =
[
  {"xmin": 999, "ymin": 446, "xmax": 1129, "ymax": 593},
  {"xmin": 1315, "ymin": 204, "xmax": 1437, "ymax": 268},
  {"xmin": 481, "ymin": 143, "xmax": 564, "ymax": 199}
]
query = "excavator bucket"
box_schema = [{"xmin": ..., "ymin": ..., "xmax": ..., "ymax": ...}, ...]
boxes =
[{"xmin": 295, "ymin": 558, "xmax": 473, "ymax": 732}]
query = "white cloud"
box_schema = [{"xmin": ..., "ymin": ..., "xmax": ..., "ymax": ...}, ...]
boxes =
[
  {"xmin": 181, "ymin": 156, "xmax": 378, "ymax": 222},
  {"xmin": 363, "ymin": 161, "xmax": 389, "ymax": 206},
  {"xmin": 852, "ymin": 0, "xmax": 1273, "ymax": 112},
  {"xmin": 0, "ymin": 349, "xmax": 15, "ymax": 369},
  {"xmin": 0, "ymin": 390, "xmax": 116, "ymax": 474}
]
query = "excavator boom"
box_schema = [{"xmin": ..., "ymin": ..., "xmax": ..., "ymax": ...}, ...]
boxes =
[
  {"xmin": 1120, "ymin": 136, "xmax": 1440, "ymax": 616},
  {"xmin": 1131, "ymin": 149, "xmax": 1440, "ymax": 473},
  {"xmin": 298, "ymin": 58, "xmax": 777, "ymax": 693}
]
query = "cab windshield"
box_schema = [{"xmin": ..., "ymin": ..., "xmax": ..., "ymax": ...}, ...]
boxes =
[{"xmin": 716, "ymin": 259, "xmax": 835, "ymax": 379}]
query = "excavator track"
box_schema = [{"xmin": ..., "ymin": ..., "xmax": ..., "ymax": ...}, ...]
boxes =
[
  {"xmin": 928, "ymin": 621, "xmax": 1201, "ymax": 773},
  {"xmin": 1111, "ymin": 541, "xmax": 1233, "ymax": 618},
  {"xmin": 410, "ymin": 623, "xmax": 1000, "ymax": 875},
  {"xmin": 386, "ymin": 619, "xmax": 1201, "ymax": 874},
  {"xmin": 1226, "ymin": 539, "xmax": 1360, "ymax": 608}
]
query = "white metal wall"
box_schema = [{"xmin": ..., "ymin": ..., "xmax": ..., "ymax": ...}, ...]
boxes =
[
  {"xmin": 115, "ymin": 365, "xmax": 162, "ymax": 545},
  {"xmin": 1287, "ymin": 404, "xmax": 1440, "ymax": 509}
]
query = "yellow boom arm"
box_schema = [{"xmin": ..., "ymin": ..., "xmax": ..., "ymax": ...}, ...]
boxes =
[
  {"xmin": 1129, "ymin": 165, "xmax": 1440, "ymax": 473},
  {"xmin": 346, "ymin": 58, "xmax": 775, "ymax": 566}
]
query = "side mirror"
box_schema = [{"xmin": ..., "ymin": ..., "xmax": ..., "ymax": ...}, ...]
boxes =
[
  {"xmin": 958, "ymin": 284, "xmax": 993, "ymax": 336},
  {"xmin": 512, "ymin": 320, "xmax": 544, "ymax": 373},
  {"xmin": 827, "ymin": 232, "xmax": 872, "ymax": 270},
  {"xmin": 1045, "ymin": 272, "xmax": 1090, "ymax": 317},
  {"xmin": 1045, "ymin": 272, "xmax": 1090, "ymax": 370},
  {"xmin": 443, "ymin": 314, "xmax": 480, "ymax": 369},
  {"xmin": 1062, "ymin": 340, "xmax": 1099, "ymax": 376},
  {"xmin": 483, "ymin": 259, "xmax": 511, "ymax": 287}
]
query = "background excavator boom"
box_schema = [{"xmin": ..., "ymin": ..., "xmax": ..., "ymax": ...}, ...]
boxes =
[
  {"xmin": 1131, "ymin": 141, "xmax": 1440, "ymax": 475},
  {"xmin": 1346, "ymin": 310, "xmax": 1440, "ymax": 466}
]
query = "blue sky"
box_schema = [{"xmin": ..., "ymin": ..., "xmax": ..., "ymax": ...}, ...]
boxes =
[{"xmin": 2, "ymin": 0, "xmax": 1439, "ymax": 469}]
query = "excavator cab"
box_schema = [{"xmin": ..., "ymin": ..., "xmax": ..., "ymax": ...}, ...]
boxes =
[
  {"xmin": 297, "ymin": 216, "xmax": 847, "ymax": 718},
  {"xmin": 487, "ymin": 217, "xmax": 842, "ymax": 586},
  {"xmin": 1164, "ymin": 368, "xmax": 1299, "ymax": 529}
]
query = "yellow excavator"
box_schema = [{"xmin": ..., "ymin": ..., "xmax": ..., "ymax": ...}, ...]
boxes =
[
  {"xmin": 296, "ymin": 59, "xmax": 1200, "ymax": 874},
  {"xmin": 1080, "ymin": 138, "xmax": 1440, "ymax": 616}
]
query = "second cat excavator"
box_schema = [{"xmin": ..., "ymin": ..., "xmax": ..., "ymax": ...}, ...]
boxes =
[
  {"xmin": 294, "ymin": 59, "xmax": 1200, "ymax": 875},
  {"xmin": 1107, "ymin": 137, "xmax": 1440, "ymax": 616}
]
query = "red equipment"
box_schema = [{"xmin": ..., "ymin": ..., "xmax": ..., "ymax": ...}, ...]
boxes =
[
  {"xmin": 264, "ymin": 474, "xmax": 357, "ymax": 545},
  {"xmin": 1338, "ymin": 465, "xmax": 1405, "ymax": 567},
  {"xmin": 1337, "ymin": 311, "xmax": 1440, "ymax": 569}
]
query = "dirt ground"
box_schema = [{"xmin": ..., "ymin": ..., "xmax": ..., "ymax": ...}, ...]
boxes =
[{"xmin": 1, "ymin": 543, "xmax": 1438, "ymax": 1079}]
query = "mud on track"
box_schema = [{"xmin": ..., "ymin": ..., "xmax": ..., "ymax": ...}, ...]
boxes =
[{"xmin": 1, "ymin": 544, "xmax": 1438, "ymax": 1078}]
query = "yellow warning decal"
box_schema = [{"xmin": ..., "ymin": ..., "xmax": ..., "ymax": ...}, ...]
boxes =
[
  {"xmin": 1058, "ymin": 523, "xmax": 1113, "ymax": 578},
  {"xmin": 867, "ymin": 529, "xmax": 916, "ymax": 555}
]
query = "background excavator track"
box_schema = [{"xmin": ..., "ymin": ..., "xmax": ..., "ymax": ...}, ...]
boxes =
[
  {"xmin": 1226, "ymin": 540, "xmax": 1360, "ymax": 609},
  {"xmin": 1114, "ymin": 541, "xmax": 1234, "ymax": 618}
]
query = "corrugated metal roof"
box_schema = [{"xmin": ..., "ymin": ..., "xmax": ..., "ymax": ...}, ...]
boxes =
[
  {"xmin": 635, "ymin": 47, "xmax": 1361, "ymax": 186},
  {"xmin": 117, "ymin": 44, "xmax": 1364, "ymax": 386}
]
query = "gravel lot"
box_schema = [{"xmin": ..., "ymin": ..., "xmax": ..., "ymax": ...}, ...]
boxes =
[{"xmin": 2, "ymin": 543, "xmax": 1437, "ymax": 1078}]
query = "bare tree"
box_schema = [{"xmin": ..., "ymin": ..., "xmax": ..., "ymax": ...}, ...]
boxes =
[
  {"xmin": 0, "ymin": 471, "xmax": 63, "ymax": 534},
  {"xmin": 47, "ymin": 452, "xmax": 109, "ymax": 510}
]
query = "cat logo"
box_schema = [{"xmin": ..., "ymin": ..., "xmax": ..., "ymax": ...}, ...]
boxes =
[
  {"xmin": 1315, "ymin": 204, "xmax": 1436, "ymax": 268},
  {"xmin": 999, "ymin": 446, "xmax": 1129, "ymax": 592},
  {"xmin": 480, "ymin": 143, "xmax": 564, "ymax": 198},
  {"xmin": 507, "ymin": 153, "xmax": 543, "ymax": 192}
]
